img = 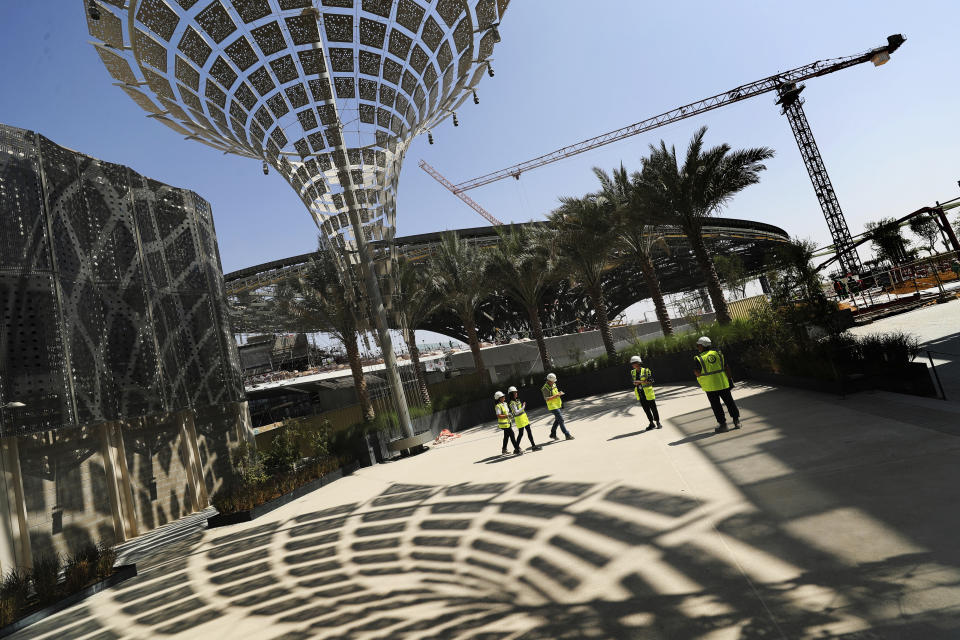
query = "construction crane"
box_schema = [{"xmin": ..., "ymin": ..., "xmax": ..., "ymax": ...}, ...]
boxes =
[
  {"xmin": 418, "ymin": 160, "xmax": 505, "ymax": 225},
  {"xmin": 423, "ymin": 34, "xmax": 906, "ymax": 274}
]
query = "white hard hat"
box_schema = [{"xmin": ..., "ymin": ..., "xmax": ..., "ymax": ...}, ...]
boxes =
[
  {"xmin": 494, "ymin": 391, "xmax": 505, "ymax": 400},
  {"xmin": 507, "ymin": 386, "xmax": 518, "ymax": 393},
  {"xmin": 630, "ymin": 355, "xmax": 642, "ymax": 364},
  {"xmin": 697, "ymin": 336, "xmax": 712, "ymax": 347},
  {"xmin": 546, "ymin": 373, "xmax": 557, "ymax": 382}
]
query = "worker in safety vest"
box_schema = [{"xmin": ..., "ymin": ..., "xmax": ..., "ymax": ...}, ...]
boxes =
[
  {"xmin": 630, "ymin": 355, "xmax": 662, "ymax": 430},
  {"xmin": 541, "ymin": 373, "xmax": 574, "ymax": 440},
  {"xmin": 508, "ymin": 386, "xmax": 541, "ymax": 451},
  {"xmin": 694, "ymin": 336, "xmax": 741, "ymax": 433},
  {"xmin": 494, "ymin": 391, "xmax": 523, "ymax": 455}
]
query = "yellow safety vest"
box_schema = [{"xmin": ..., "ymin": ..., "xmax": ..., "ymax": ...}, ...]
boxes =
[
  {"xmin": 495, "ymin": 401, "xmax": 511, "ymax": 428},
  {"xmin": 542, "ymin": 382, "xmax": 562, "ymax": 410},
  {"xmin": 696, "ymin": 349, "xmax": 730, "ymax": 392},
  {"xmin": 509, "ymin": 399, "xmax": 529, "ymax": 428},
  {"xmin": 631, "ymin": 367, "xmax": 655, "ymax": 401}
]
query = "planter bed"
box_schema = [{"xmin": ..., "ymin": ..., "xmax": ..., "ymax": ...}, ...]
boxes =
[
  {"xmin": 0, "ymin": 564, "xmax": 137, "ymax": 639},
  {"xmin": 207, "ymin": 461, "xmax": 359, "ymax": 528},
  {"xmin": 743, "ymin": 371, "xmax": 841, "ymax": 395}
]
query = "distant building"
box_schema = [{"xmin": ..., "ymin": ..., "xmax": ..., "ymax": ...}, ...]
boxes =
[
  {"xmin": 239, "ymin": 333, "xmax": 311, "ymax": 374},
  {"xmin": 0, "ymin": 124, "xmax": 249, "ymax": 569}
]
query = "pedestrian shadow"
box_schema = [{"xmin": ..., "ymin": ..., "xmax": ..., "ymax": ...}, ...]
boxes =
[
  {"xmin": 668, "ymin": 432, "xmax": 716, "ymax": 446},
  {"xmin": 608, "ymin": 430, "xmax": 650, "ymax": 441}
]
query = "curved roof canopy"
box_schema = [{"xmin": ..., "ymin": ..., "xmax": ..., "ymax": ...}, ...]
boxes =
[{"xmin": 225, "ymin": 218, "xmax": 791, "ymax": 340}]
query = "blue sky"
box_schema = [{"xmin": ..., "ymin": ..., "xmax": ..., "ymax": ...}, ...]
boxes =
[{"xmin": 1, "ymin": 1, "xmax": 957, "ymax": 277}]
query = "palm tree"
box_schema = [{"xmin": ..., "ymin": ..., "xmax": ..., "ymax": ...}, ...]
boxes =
[
  {"xmin": 548, "ymin": 194, "xmax": 620, "ymax": 358},
  {"xmin": 593, "ymin": 164, "xmax": 673, "ymax": 336},
  {"xmin": 865, "ymin": 217, "xmax": 912, "ymax": 265},
  {"xmin": 633, "ymin": 126, "xmax": 774, "ymax": 324},
  {"xmin": 427, "ymin": 231, "xmax": 491, "ymax": 373},
  {"xmin": 486, "ymin": 223, "xmax": 557, "ymax": 371},
  {"xmin": 279, "ymin": 248, "xmax": 375, "ymax": 422},
  {"xmin": 395, "ymin": 259, "xmax": 441, "ymax": 406}
]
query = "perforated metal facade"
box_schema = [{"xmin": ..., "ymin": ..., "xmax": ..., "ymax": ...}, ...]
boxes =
[
  {"xmin": 85, "ymin": 0, "xmax": 509, "ymax": 309},
  {"xmin": 0, "ymin": 124, "xmax": 244, "ymax": 437}
]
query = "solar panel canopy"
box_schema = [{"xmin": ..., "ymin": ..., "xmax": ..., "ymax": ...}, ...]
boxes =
[{"xmin": 85, "ymin": 0, "xmax": 509, "ymax": 267}]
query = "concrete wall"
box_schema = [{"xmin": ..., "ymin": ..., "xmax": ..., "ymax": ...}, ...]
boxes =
[
  {"xmin": 0, "ymin": 400, "xmax": 249, "ymax": 570},
  {"xmin": 194, "ymin": 401, "xmax": 252, "ymax": 498},
  {"xmin": 122, "ymin": 413, "xmax": 193, "ymax": 532},
  {"xmin": 18, "ymin": 426, "xmax": 116, "ymax": 561},
  {"xmin": 450, "ymin": 317, "xmax": 715, "ymax": 383}
]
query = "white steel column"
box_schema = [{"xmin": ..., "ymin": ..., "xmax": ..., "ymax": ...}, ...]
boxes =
[{"xmin": 302, "ymin": 7, "xmax": 413, "ymax": 438}]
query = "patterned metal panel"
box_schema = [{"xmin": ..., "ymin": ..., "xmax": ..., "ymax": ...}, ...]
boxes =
[
  {"xmin": 0, "ymin": 124, "xmax": 243, "ymax": 437},
  {"xmin": 84, "ymin": 0, "xmax": 510, "ymax": 327}
]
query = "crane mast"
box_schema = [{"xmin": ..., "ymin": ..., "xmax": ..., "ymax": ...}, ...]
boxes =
[{"xmin": 426, "ymin": 34, "xmax": 905, "ymax": 273}]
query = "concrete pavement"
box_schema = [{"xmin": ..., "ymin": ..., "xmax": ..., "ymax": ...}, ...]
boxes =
[{"xmin": 16, "ymin": 382, "xmax": 960, "ymax": 639}]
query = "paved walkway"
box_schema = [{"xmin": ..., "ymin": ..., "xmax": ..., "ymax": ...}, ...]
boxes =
[{"xmin": 18, "ymin": 383, "xmax": 960, "ymax": 639}]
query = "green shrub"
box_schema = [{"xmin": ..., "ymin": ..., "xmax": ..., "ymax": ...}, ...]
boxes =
[
  {"xmin": 72, "ymin": 542, "xmax": 100, "ymax": 565},
  {"xmin": 64, "ymin": 559, "xmax": 92, "ymax": 593},
  {"xmin": 214, "ymin": 417, "xmax": 349, "ymax": 515},
  {"xmin": 0, "ymin": 598, "xmax": 16, "ymax": 627},
  {"xmin": 95, "ymin": 542, "xmax": 117, "ymax": 580},
  {"xmin": 230, "ymin": 441, "xmax": 267, "ymax": 486},
  {"xmin": 31, "ymin": 554, "xmax": 62, "ymax": 604},
  {"xmin": 408, "ymin": 404, "xmax": 434, "ymax": 420},
  {"xmin": 211, "ymin": 455, "xmax": 347, "ymax": 515},
  {"xmin": 263, "ymin": 424, "xmax": 301, "ymax": 476},
  {"xmin": 0, "ymin": 539, "xmax": 118, "ymax": 627},
  {"xmin": 430, "ymin": 394, "xmax": 458, "ymax": 411},
  {"xmin": 60, "ymin": 543, "xmax": 103, "ymax": 593},
  {"xmin": 0, "ymin": 570, "xmax": 29, "ymax": 621},
  {"xmin": 302, "ymin": 424, "xmax": 330, "ymax": 459}
]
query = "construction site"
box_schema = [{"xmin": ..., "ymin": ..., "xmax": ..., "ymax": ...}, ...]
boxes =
[{"xmin": 1, "ymin": 1, "xmax": 959, "ymax": 638}]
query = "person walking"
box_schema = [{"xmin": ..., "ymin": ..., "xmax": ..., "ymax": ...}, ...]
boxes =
[
  {"xmin": 495, "ymin": 391, "xmax": 523, "ymax": 455},
  {"xmin": 833, "ymin": 279, "xmax": 847, "ymax": 299},
  {"xmin": 693, "ymin": 336, "xmax": 741, "ymax": 433},
  {"xmin": 542, "ymin": 373, "xmax": 574, "ymax": 440},
  {"xmin": 508, "ymin": 386, "xmax": 541, "ymax": 451},
  {"xmin": 630, "ymin": 355, "xmax": 662, "ymax": 430}
]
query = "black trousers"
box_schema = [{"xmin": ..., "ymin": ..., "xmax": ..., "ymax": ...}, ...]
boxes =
[
  {"xmin": 638, "ymin": 394, "xmax": 660, "ymax": 423},
  {"xmin": 706, "ymin": 388, "xmax": 740, "ymax": 424},
  {"xmin": 501, "ymin": 427, "xmax": 520, "ymax": 451},
  {"xmin": 517, "ymin": 426, "xmax": 536, "ymax": 446}
]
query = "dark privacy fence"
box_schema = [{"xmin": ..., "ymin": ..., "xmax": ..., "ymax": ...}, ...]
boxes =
[{"xmin": 0, "ymin": 124, "xmax": 243, "ymax": 436}]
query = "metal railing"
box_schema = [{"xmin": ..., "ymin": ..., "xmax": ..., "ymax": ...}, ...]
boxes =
[
  {"xmin": 924, "ymin": 349, "xmax": 959, "ymax": 401},
  {"xmin": 825, "ymin": 250, "xmax": 960, "ymax": 316}
]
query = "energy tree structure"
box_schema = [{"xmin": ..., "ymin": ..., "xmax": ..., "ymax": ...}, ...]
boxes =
[{"xmin": 84, "ymin": 0, "xmax": 509, "ymax": 436}]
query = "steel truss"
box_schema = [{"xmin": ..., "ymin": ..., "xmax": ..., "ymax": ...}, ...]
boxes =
[{"xmin": 777, "ymin": 84, "xmax": 862, "ymax": 273}]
